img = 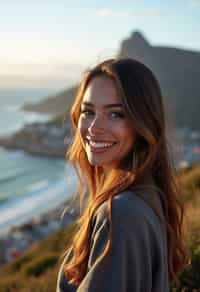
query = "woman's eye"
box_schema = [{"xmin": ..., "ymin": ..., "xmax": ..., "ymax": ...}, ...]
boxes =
[
  {"xmin": 80, "ymin": 109, "xmax": 124, "ymax": 119},
  {"xmin": 80, "ymin": 109, "xmax": 94, "ymax": 116},
  {"xmin": 110, "ymin": 111, "xmax": 125, "ymax": 118}
]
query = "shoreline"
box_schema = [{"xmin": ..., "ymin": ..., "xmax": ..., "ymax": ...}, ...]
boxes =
[
  {"xmin": 0, "ymin": 196, "xmax": 79, "ymax": 265},
  {"xmin": 0, "ymin": 118, "xmax": 76, "ymax": 265},
  {"xmin": 0, "ymin": 119, "xmax": 71, "ymax": 159}
]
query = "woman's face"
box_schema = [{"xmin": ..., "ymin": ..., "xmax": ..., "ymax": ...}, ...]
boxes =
[{"xmin": 78, "ymin": 75, "xmax": 135, "ymax": 171}]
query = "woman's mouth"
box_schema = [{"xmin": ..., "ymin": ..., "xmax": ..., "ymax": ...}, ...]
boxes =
[{"xmin": 86, "ymin": 139, "xmax": 117, "ymax": 153}]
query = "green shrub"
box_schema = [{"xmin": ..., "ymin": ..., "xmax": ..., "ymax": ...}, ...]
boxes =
[
  {"xmin": 185, "ymin": 175, "xmax": 200, "ymax": 193},
  {"xmin": 21, "ymin": 253, "xmax": 58, "ymax": 276},
  {"xmin": 12, "ymin": 254, "xmax": 32, "ymax": 271},
  {"xmin": 171, "ymin": 236, "xmax": 200, "ymax": 291}
]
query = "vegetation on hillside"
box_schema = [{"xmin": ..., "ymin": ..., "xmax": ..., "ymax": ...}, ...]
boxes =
[{"xmin": 0, "ymin": 221, "xmax": 77, "ymax": 292}]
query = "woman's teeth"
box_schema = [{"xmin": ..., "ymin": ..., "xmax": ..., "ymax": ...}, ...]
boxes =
[{"xmin": 88, "ymin": 141, "xmax": 115, "ymax": 148}]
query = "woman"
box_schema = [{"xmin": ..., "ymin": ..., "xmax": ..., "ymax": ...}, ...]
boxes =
[{"xmin": 57, "ymin": 58, "xmax": 189, "ymax": 291}]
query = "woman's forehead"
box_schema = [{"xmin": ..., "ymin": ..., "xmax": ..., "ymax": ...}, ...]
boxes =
[{"xmin": 82, "ymin": 76, "xmax": 122, "ymax": 106}]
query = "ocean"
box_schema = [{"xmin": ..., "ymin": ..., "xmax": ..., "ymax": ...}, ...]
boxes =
[{"xmin": 0, "ymin": 88, "xmax": 77, "ymax": 236}]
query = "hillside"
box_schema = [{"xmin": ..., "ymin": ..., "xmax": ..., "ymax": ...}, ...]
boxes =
[
  {"xmin": 0, "ymin": 221, "xmax": 77, "ymax": 292},
  {"xmin": 0, "ymin": 163, "xmax": 200, "ymax": 291},
  {"xmin": 21, "ymin": 31, "xmax": 200, "ymax": 130},
  {"xmin": 22, "ymin": 86, "xmax": 77, "ymax": 117}
]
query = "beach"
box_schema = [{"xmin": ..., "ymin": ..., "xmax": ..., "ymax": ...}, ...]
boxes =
[
  {"xmin": 0, "ymin": 147, "xmax": 77, "ymax": 234},
  {"xmin": 0, "ymin": 146, "xmax": 78, "ymax": 266}
]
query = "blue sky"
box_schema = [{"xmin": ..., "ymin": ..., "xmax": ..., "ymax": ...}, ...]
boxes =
[{"xmin": 0, "ymin": 0, "xmax": 200, "ymax": 89}]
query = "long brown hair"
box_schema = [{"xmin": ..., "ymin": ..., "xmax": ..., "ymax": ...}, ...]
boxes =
[{"xmin": 62, "ymin": 58, "xmax": 189, "ymax": 286}]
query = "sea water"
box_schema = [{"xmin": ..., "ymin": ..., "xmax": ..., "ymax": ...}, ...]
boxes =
[
  {"xmin": 0, "ymin": 88, "xmax": 52, "ymax": 135},
  {"xmin": 0, "ymin": 88, "xmax": 77, "ymax": 235}
]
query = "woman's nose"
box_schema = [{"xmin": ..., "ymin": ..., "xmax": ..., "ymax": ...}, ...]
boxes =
[{"xmin": 88, "ymin": 116, "xmax": 105, "ymax": 135}]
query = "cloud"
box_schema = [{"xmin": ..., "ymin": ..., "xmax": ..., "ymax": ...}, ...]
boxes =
[
  {"xmin": 191, "ymin": 0, "xmax": 200, "ymax": 7},
  {"xmin": 96, "ymin": 8, "xmax": 160, "ymax": 18}
]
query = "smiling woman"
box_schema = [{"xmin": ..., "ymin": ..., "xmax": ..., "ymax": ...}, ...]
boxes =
[{"xmin": 57, "ymin": 58, "xmax": 189, "ymax": 292}]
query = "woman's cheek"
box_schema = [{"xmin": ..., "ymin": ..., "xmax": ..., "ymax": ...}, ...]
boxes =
[{"xmin": 77, "ymin": 117, "xmax": 88, "ymax": 140}]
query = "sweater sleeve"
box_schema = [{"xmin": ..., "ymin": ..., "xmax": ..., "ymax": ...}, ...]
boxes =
[
  {"xmin": 76, "ymin": 207, "xmax": 162, "ymax": 292},
  {"xmin": 56, "ymin": 247, "xmax": 77, "ymax": 292}
]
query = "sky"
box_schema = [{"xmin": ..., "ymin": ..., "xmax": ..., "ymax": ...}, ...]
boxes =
[{"xmin": 0, "ymin": 0, "xmax": 200, "ymax": 90}]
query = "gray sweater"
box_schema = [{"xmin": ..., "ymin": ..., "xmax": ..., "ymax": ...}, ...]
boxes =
[{"xmin": 57, "ymin": 189, "xmax": 170, "ymax": 291}]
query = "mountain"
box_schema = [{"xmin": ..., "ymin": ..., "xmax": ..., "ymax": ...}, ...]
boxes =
[
  {"xmin": 118, "ymin": 31, "xmax": 200, "ymax": 130},
  {"xmin": 22, "ymin": 31, "xmax": 200, "ymax": 130},
  {"xmin": 22, "ymin": 86, "xmax": 77, "ymax": 118}
]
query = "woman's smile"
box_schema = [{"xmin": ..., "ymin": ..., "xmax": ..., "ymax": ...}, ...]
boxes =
[{"xmin": 86, "ymin": 139, "xmax": 117, "ymax": 153}]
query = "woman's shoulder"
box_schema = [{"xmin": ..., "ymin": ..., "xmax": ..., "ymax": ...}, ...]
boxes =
[{"xmin": 93, "ymin": 188, "xmax": 166, "ymax": 238}]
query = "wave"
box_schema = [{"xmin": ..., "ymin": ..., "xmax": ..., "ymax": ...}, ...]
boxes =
[
  {"xmin": 0, "ymin": 179, "xmax": 50, "ymax": 206},
  {"xmin": 0, "ymin": 174, "xmax": 77, "ymax": 236},
  {"xmin": 0, "ymin": 170, "xmax": 31, "ymax": 184},
  {"xmin": 27, "ymin": 180, "xmax": 49, "ymax": 192},
  {"xmin": 0, "ymin": 149, "xmax": 73, "ymax": 235}
]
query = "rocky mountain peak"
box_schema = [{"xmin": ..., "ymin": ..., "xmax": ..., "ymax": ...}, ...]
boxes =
[
  {"xmin": 130, "ymin": 31, "xmax": 150, "ymax": 47},
  {"xmin": 119, "ymin": 30, "xmax": 150, "ymax": 60}
]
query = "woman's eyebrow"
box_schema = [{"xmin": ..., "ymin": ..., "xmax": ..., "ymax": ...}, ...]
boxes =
[{"xmin": 82, "ymin": 101, "xmax": 123, "ymax": 108}]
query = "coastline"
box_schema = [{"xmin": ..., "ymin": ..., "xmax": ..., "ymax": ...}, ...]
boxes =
[
  {"xmin": 0, "ymin": 111, "xmax": 71, "ymax": 159},
  {"xmin": 0, "ymin": 117, "xmax": 77, "ymax": 265},
  {"xmin": 0, "ymin": 195, "xmax": 79, "ymax": 265},
  {"xmin": 0, "ymin": 117, "xmax": 71, "ymax": 159}
]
